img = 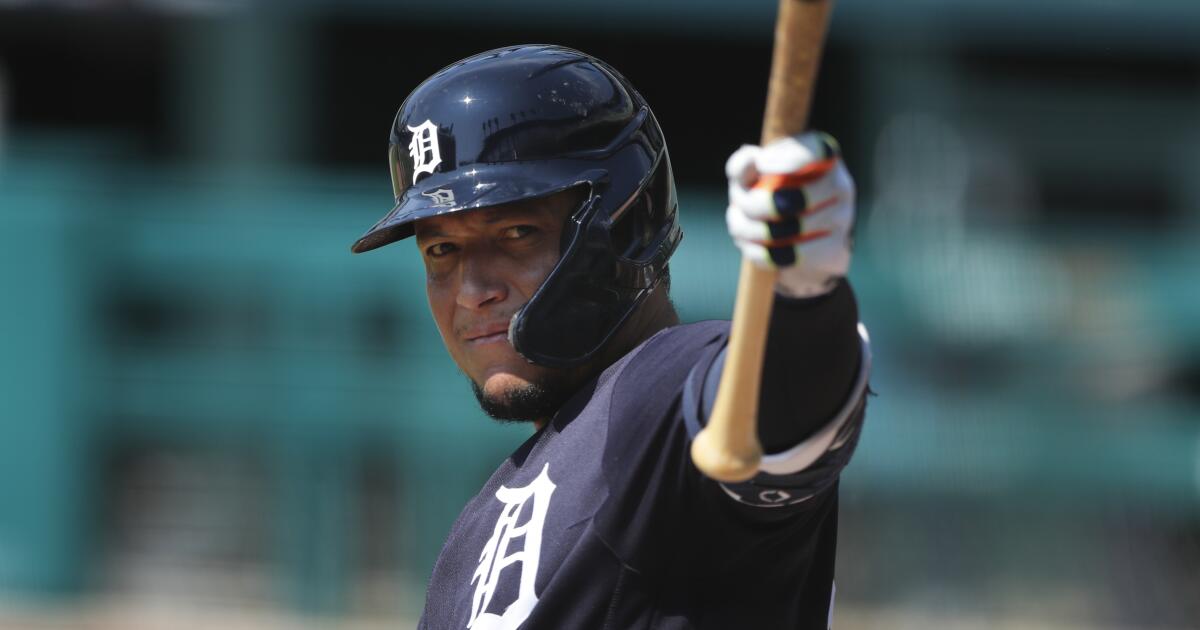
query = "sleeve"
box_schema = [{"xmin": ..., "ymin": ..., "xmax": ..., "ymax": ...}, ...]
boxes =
[{"xmin": 681, "ymin": 282, "xmax": 872, "ymax": 509}]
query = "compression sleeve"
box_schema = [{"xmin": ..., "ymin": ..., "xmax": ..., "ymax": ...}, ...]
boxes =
[{"xmin": 759, "ymin": 278, "xmax": 861, "ymax": 452}]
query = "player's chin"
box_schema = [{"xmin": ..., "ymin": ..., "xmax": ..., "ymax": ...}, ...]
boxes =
[
  {"xmin": 478, "ymin": 371, "xmax": 536, "ymax": 398},
  {"xmin": 471, "ymin": 370, "xmax": 570, "ymax": 424}
]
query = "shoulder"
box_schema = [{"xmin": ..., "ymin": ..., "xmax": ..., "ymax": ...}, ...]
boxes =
[
  {"xmin": 613, "ymin": 320, "xmax": 727, "ymax": 387},
  {"xmin": 654, "ymin": 319, "xmax": 730, "ymax": 345},
  {"xmin": 626, "ymin": 320, "xmax": 729, "ymax": 367},
  {"xmin": 597, "ymin": 320, "xmax": 728, "ymax": 430}
]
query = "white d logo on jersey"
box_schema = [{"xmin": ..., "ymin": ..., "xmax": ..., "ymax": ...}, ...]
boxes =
[
  {"xmin": 467, "ymin": 463, "xmax": 557, "ymax": 630},
  {"xmin": 407, "ymin": 119, "xmax": 442, "ymax": 182}
]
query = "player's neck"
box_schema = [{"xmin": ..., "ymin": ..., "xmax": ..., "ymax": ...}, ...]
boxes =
[
  {"xmin": 529, "ymin": 290, "xmax": 677, "ymax": 434},
  {"xmin": 622, "ymin": 285, "xmax": 680, "ymax": 348}
]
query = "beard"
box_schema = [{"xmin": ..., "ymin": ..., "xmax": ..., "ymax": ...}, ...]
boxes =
[{"xmin": 470, "ymin": 371, "xmax": 577, "ymax": 423}]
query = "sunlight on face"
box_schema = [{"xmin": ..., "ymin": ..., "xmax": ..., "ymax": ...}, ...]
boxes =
[{"xmin": 414, "ymin": 190, "xmax": 583, "ymax": 420}]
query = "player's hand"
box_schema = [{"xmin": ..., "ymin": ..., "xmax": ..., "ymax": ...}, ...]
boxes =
[{"xmin": 725, "ymin": 131, "xmax": 855, "ymax": 298}]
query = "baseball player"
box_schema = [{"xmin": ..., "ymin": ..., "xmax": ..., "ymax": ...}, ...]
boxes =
[{"xmin": 351, "ymin": 45, "xmax": 869, "ymax": 629}]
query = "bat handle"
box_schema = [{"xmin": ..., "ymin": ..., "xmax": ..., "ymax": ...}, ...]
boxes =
[{"xmin": 690, "ymin": 260, "xmax": 776, "ymax": 482}]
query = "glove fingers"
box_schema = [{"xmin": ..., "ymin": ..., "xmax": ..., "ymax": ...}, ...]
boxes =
[
  {"xmin": 728, "ymin": 134, "xmax": 849, "ymax": 221},
  {"xmin": 727, "ymin": 205, "xmax": 839, "ymax": 269},
  {"xmin": 727, "ymin": 184, "xmax": 777, "ymax": 221},
  {"xmin": 726, "ymin": 203, "xmax": 771, "ymax": 243},
  {"xmin": 730, "ymin": 237, "xmax": 798, "ymax": 269},
  {"xmin": 728, "ymin": 172, "xmax": 842, "ymax": 221},
  {"xmin": 754, "ymin": 131, "xmax": 840, "ymax": 174},
  {"xmin": 736, "ymin": 236, "xmax": 830, "ymax": 269},
  {"xmin": 724, "ymin": 144, "xmax": 761, "ymax": 187}
]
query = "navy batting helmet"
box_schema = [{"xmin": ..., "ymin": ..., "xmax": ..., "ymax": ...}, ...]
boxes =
[{"xmin": 351, "ymin": 45, "xmax": 681, "ymax": 368}]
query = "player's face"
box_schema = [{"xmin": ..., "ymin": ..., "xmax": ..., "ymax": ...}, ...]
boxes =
[{"xmin": 414, "ymin": 192, "xmax": 579, "ymax": 419}]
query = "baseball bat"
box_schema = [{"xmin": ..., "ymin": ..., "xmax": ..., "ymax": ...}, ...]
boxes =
[{"xmin": 690, "ymin": 0, "xmax": 834, "ymax": 482}]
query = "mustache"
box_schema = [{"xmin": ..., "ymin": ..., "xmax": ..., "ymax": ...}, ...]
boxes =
[{"xmin": 455, "ymin": 312, "xmax": 519, "ymax": 338}]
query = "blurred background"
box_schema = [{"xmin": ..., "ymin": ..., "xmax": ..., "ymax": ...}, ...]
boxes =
[{"xmin": 1, "ymin": 0, "xmax": 1198, "ymax": 628}]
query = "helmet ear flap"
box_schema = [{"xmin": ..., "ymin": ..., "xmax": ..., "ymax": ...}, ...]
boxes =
[
  {"xmin": 608, "ymin": 190, "xmax": 653, "ymax": 259},
  {"xmin": 607, "ymin": 152, "xmax": 677, "ymax": 263},
  {"xmin": 511, "ymin": 151, "xmax": 681, "ymax": 368}
]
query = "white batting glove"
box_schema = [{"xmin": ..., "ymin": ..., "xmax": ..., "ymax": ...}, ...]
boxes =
[{"xmin": 726, "ymin": 131, "xmax": 856, "ymax": 298}]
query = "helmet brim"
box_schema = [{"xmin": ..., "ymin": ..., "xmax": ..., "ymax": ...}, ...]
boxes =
[{"xmin": 350, "ymin": 160, "xmax": 603, "ymax": 254}]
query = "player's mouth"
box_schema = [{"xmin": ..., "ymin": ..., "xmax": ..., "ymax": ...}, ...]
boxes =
[{"xmin": 464, "ymin": 323, "xmax": 511, "ymax": 346}]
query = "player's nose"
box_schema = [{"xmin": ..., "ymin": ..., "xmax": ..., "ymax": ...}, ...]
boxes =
[{"xmin": 456, "ymin": 254, "xmax": 508, "ymax": 310}]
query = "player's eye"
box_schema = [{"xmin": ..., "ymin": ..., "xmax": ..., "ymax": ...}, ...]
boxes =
[
  {"xmin": 501, "ymin": 225, "xmax": 537, "ymax": 240},
  {"xmin": 425, "ymin": 242, "xmax": 457, "ymax": 258}
]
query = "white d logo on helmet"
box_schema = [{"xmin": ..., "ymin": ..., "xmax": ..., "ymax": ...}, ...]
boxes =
[
  {"xmin": 422, "ymin": 188, "xmax": 456, "ymax": 208},
  {"xmin": 407, "ymin": 119, "xmax": 442, "ymax": 182}
]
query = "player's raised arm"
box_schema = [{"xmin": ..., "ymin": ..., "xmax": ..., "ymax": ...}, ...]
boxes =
[
  {"xmin": 731, "ymin": 132, "xmax": 867, "ymax": 453},
  {"xmin": 685, "ymin": 132, "xmax": 870, "ymax": 505}
]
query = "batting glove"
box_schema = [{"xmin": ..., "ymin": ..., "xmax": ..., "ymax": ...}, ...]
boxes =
[{"xmin": 726, "ymin": 131, "xmax": 856, "ymax": 298}]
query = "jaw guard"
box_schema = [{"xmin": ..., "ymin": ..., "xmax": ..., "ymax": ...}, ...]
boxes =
[{"xmin": 511, "ymin": 152, "xmax": 681, "ymax": 367}]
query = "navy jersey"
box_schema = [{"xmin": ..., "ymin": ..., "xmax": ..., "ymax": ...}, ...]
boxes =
[{"xmin": 418, "ymin": 320, "xmax": 871, "ymax": 629}]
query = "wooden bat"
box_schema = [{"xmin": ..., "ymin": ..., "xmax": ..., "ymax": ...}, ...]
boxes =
[{"xmin": 690, "ymin": 0, "xmax": 835, "ymax": 482}]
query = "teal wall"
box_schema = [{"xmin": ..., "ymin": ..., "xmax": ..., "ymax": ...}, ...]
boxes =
[{"xmin": 2, "ymin": 144, "xmax": 1198, "ymax": 611}]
